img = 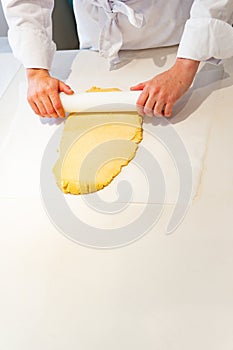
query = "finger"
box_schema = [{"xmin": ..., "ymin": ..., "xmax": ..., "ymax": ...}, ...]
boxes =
[
  {"xmin": 59, "ymin": 81, "xmax": 74, "ymax": 95},
  {"xmin": 136, "ymin": 105, "xmax": 145, "ymax": 117},
  {"xmin": 153, "ymin": 98, "xmax": 166, "ymax": 117},
  {"xmin": 144, "ymin": 91, "xmax": 157, "ymax": 110},
  {"xmin": 49, "ymin": 93, "xmax": 65, "ymax": 118},
  {"xmin": 28, "ymin": 100, "xmax": 40, "ymax": 115},
  {"xmin": 35, "ymin": 100, "xmax": 48, "ymax": 117},
  {"xmin": 136, "ymin": 88, "xmax": 149, "ymax": 107},
  {"xmin": 40, "ymin": 95, "xmax": 58, "ymax": 118},
  {"xmin": 130, "ymin": 82, "xmax": 146, "ymax": 91},
  {"xmin": 164, "ymin": 102, "xmax": 174, "ymax": 118},
  {"xmin": 27, "ymin": 94, "xmax": 41, "ymax": 115},
  {"xmin": 136, "ymin": 89, "xmax": 150, "ymax": 116},
  {"xmin": 144, "ymin": 107, "xmax": 154, "ymax": 118},
  {"xmin": 143, "ymin": 91, "xmax": 159, "ymax": 117}
]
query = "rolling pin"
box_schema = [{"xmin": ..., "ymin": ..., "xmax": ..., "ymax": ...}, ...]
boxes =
[{"xmin": 60, "ymin": 91, "xmax": 141, "ymax": 113}]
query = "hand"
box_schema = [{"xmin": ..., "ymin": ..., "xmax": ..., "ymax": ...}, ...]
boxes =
[
  {"xmin": 130, "ymin": 58, "xmax": 200, "ymax": 118},
  {"xmin": 26, "ymin": 68, "xmax": 74, "ymax": 118}
]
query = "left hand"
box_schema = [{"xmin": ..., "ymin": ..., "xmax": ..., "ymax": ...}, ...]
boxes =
[{"xmin": 130, "ymin": 58, "xmax": 200, "ymax": 118}]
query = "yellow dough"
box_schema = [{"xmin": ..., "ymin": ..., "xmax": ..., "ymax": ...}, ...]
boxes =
[
  {"xmin": 86, "ymin": 86, "xmax": 122, "ymax": 92},
  {"xmin": 53, "ymin": 87, "xmax": 143, "ymax": 195}
]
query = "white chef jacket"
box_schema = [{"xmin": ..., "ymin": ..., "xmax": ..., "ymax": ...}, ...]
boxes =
[{"xmin": 2, "ymin": 0, "xmax": 233, "ymax": 70}]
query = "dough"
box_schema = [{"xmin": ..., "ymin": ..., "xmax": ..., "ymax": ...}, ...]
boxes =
[
  {"xmin": 86, "ymin": 86, "xmax": 122, "ymax": 92},
  {"xmin": 53, "ymin": 87, "xmax": 143, "ymax": 195}
]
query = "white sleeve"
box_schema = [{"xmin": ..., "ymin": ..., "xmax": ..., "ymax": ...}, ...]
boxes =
[
  {"xmin": 177, "ymin": 0, "xmax": 233, "ymax": 62},
  {"xmin": 2, "ymin": 0, "xmax": 56, "ymax": 69}
]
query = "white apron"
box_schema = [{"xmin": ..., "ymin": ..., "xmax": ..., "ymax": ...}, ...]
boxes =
[{"xmin": 73, "ymin": 0, "xmax": 194, "ymax": 67}]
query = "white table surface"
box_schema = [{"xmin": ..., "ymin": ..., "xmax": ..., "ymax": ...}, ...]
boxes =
[{"xmin": 0, "ymin": 49, "xmax": 233, "ymax": 350}]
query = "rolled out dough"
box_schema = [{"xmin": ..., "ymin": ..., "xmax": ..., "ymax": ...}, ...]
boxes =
[
  {"xmin": 53, "ymin": 88, "xmax": 143, "ymax": 195},
  {"xmin": 86, "ymin": 86, "xmax": 122, "ymax": 92}
]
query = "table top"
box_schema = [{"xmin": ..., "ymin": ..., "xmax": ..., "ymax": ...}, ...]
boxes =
[{"xmin": 0, "ymin": 48, "xmax": 233, "ymax": 350}]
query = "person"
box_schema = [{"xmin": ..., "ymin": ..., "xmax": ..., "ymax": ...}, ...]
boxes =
[{"xmin": 2, "ymin": 0, "xmax": 233, "ymax": 118}]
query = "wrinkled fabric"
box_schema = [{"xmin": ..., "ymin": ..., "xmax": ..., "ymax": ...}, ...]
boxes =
[
  {"xmin": 2, "ymin": 0, "xmax": 233, "ymax": 69},
  {"xmin": 93, "ymin": 0, "xmax": 144, "ymax": 65}
]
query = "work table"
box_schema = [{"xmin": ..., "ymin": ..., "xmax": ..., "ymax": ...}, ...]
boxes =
[{"xmin": 0, "ymin": 46, "xmax": 233, "ymax": 350}]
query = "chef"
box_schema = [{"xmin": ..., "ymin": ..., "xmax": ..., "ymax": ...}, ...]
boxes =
[{"xmin": 2, "ymin": 0, "xmax": 233, "ymax": 118}]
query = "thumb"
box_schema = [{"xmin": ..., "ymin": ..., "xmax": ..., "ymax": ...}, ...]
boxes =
[
  {"xmin": 130, "ymin": 82, "xmax": 146, "ymax": 91},
  {"xmin": 59, "ymin": 81, "xmax": 74, "ymax": 95}
]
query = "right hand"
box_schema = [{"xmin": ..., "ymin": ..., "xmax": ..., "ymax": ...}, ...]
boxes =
[{"xmin": 26, "ymin": 68, "xmax": 74, "ymax": 118}]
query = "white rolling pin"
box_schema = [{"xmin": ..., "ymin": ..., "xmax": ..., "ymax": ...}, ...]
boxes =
[{"xmin": 60, "ymin": 91, "xmax": 141, "ymax": 113}]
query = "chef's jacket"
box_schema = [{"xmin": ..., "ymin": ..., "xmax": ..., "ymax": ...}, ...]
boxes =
[{"xmin": 2, "ymin": 0, "xmax": 233, "ymax": 69}]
